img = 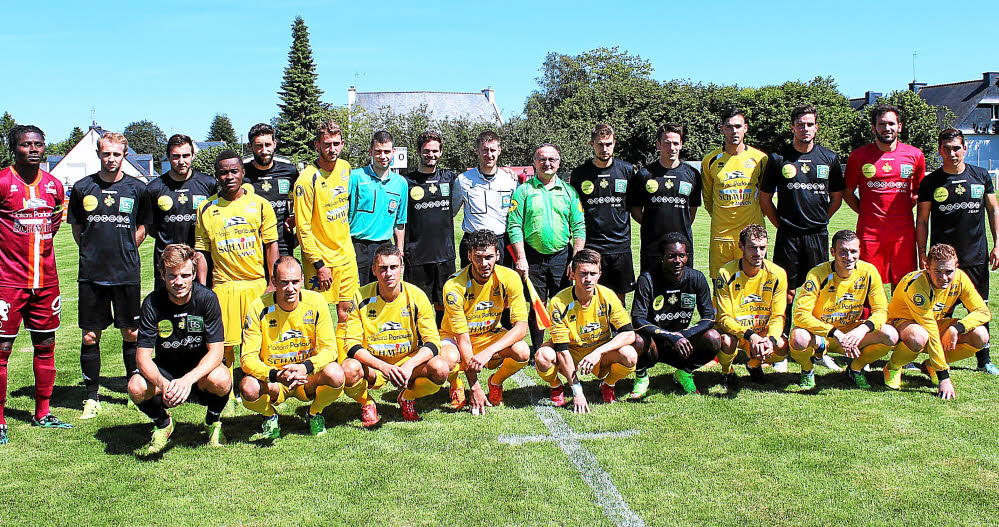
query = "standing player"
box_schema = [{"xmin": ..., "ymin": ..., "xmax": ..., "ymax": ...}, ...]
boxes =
[
  {"xmin": 844, "ymin": 104, "xmax": 925, "ymax": 288},
  {"xmin": 879, "ymin": 244, "xmax": 990, "ymax": 399},
  {"xmin": 403, "ymin": 131, "xmax": 458, "ymax": 327},
  {"xmin": 569, "ymin": 124, "xmax": 636, "ymax": 299},
  {"xmin": 244, "ymin": 123, "xmax": 299, "ymax": 256},
  {"xmin": 144, "ymin": 134, "xmax": 217, "ymax": 291},
  {"xmin": 508, "ymin": 144, "xmax": 586, "ymax": 358},
  {"xmin": 341, "ymin": 244, "xmax": 455, "ymax": 424},
  {"xmin": 713, "ymin": 224, "xmax": 789, "ymax": 390},
  {"xmin": 293, "ymin": 120, "xmax": 356, "ymax": 362},
  {"xmin": 760, "ymin": 104, "xmax": 845, "ymax": 371},
  {"xmin": 195, "ymin": 150, "xmax": 279, "ymax": 382},
  {"xmin": 631, "ymin": 123, "xmax": 701, "ymax": 272},
  {"xmin": 130, "ymin": 244, "xmax": 231, "ymax": 454},
  {"xmin": 629, "ymin": 233, "xmax": 720, "ymax": 398},
  {"xmin": 0, "ymin": 125, "xmax": 72, "ymax": 444},
  {"xmin": 789, "ymin": 230, "xmax": 897, "ymax": 389},
  {"xmin": 916, "ymin": 128, "xmax": 999, "ymax": 375},
  {"xmin": 701, "ymin": 108, "xmax": 769, "ymax": 279},
  {"xmin": 240, "ymin": 257, "xmax": 345, "ymax": 439},
  {"xmin": 348, "ymin": 131, "xmax": 407, "ymax": 286},
  {"xmin": 534, "ymin": 249, "xmax": 637, "ymax": 411},
  {"xmin": 69, "ymin": 131, "xmax": 152, "ymax": 419},
  {"xmin": 440, "ymin": 230, "xmax": 530, "ymax": 414},
  {"xmin": 451, "ymin": 131, "xmax": 519, "ymax": 268}
]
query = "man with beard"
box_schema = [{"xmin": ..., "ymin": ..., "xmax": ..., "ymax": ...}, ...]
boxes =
[{"xmin": 244, "ymin": 123, "xmax": 299, "ymax": 256}]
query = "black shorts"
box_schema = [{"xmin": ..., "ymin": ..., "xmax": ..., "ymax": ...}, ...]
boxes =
[
  {"xmin": 596, "ymin": 251, "xmax": 635, "ymax": 294},
  {"xmin": 774, "ymin": 230, "xmax": 828, "ymax": 290},
  {"xmin": 961, "ymin": 263, "xmax": 989, "ymax": 301},
  {"xmin": 352, "ymin": 238, "xmax": 389, "ymax": 287},
  {"xmin": 78, "ymin": 282, "xmax": 141, "ymax": 331},
  {"xmin": 404, "ymin": 259, "xmax": 455, "ymax": 305},
  {"xmin": 155, "ymin": 363, "xmax": 213, "ymax": 406}
]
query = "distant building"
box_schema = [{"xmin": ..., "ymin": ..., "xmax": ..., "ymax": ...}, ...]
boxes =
[
  {"xmin": 43, "ymin": 125, "xmax": 157, "ymax": 186},
  {"xmin": 347, "ymin": 86, "xmax": 503, "ymax": 124},
  {"xmin": 850, "ymin": 71, "xmax": 999, "ymax": 173}
]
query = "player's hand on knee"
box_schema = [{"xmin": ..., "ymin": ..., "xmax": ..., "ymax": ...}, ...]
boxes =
[
  {"xmin": 164, "ymin": 380, "xmax": 190, "ymax": 407},
  {"xmin": 384, "ymin": 365, "xmax": 408, "ymax": 388},
  {"xmin": 943, "ymin": 326, "xmax": 959, "ymax": 352},
  {"xmin": 578, "ymin": 352, "xmax": 600, "ymax": 375},
  {"xmin": 469, "ymin": 351, "xmax": 490, "ymax": 373},
  {"xmin": 675, "ymin": 337, "xmax": 693, "ymax": 358}
]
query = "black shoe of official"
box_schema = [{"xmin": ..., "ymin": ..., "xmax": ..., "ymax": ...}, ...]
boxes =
[{"xmin": 747, "ymin": 366, "xmax": 766, "ymax": 383}]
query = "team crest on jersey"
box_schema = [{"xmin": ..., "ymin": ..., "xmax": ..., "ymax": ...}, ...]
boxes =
[
  {"xmin": 955, "ymin": 185, "xmax": 966, "ymax": 196},
  {"xmin": 800, "ymin": 164, "xmax": 811, "ymax": 175},
  {"xmin": 740, "ymin": 294, "xmax": 764, "ymax": 306},
  {"xmin": 296, "ymin": 186, "xmax": 305, "ymax": 197},
  {"xmin": 429, "ymin": 184, "xmax": 438, "ymax": 195},
  {"xmin": 615, "ymin": 179, "xmax": 627, "ymax": 193},
  {"xmin": 104, "ymin": 195, "xmax": 116, "ymax": 208},
  {"xmin": 158, "ymin": 196, "xmax": 173, "ymax": 211},
  {"xmin": 475, "ymin": 301, "xmax": 495, "ymax": 311},
  {"xmin": 933, "ymin": 188, "xmax": 948, "ymax": 202},
  {"xmin": 0, "ymin": 300, "xmax": 9, "ymax": 322},
  {"xmin": 158, "ymin": 320, "xmax": 173, "ymax": 338},
  {"xmin": 803, "ymin": 281, "xmax": 815, "ymax": 293},
  {"xmin": 279, "ymin": 329, "xmax": 305, "ymax": 341},
  {"xmin": 44, "ymin": 181, "xmax": 57, "ymax": 194},
  {"xmin": 678, "ymin": 181, "xmax": 692, "ymax": 196},
  {"xmin": 551, "ymin": 309, "xmax": 562, "ymax": 324},
  {"xmin": 187, "ymin": 316, "xmax": 204, "ymax": 332},
  {"xmin": 410, "ymin": 186, "xmax": 425, "ymax": 200},
  {"xmin": 645, "ymin": 180, "xmax": 659, "ymax": 193},
  {"xmin": 119, "ymin": 197, "xmax": 134, "ymax": 213},
  {"xmin": 668, "ymin": 294, "xmax": 677, "ymax": 305},
  {"xmin": 862, "ymin": 164, "xmax": 876, "ymax": 178},
  {"xmin": 714, "ymin": 277, "xmax": 725, "ymax": 290},
  {"xmin": 82, "ymin": 195, "xmax": 99, "ymax": 212},
  {"xmin": 781, "ymin": 164, "xmax": 797, "ymax": 179},
  {"xmin": 177, "ymin": 193, "xmax": 189, "ymax": 205},
  {"xmin": 881, "ymin": 161, "xmax": 893, "ymax": 174},
  {"xmin": 261, "ymin": 181, "xmax": 272, "ymax": 192},
  {"xmin": 501, "ymin": 195, "xmax": 512, "ymax": 210},
  {"xmin": 913, "ymin": 294, "xmax": 925, "ymax": 306},
  {"xmin": 900, "ymin": 164, "xmax": 913, "ymax": 178},
  {"xmin": 599, "ymin": 179, "xmax": 609, "ymax": 189},
  {"xmin": 581, "ymin": 181, "xmax": 594, "ymax": 195},
  {"xmin": 580, "ymin": 322, "xmax": 601, "ymax": 335},
  {"xmin": 446, "ymin": 292, "xmax": 461, "ymax": 309},
  {"xmin": 379, "ymin": 321, "xmax": 403, "ymax": 332},
  {"xmin": 653, "ymin": 295, "xmax": 664, "ymax": 310},
  {"xmin": 817, "ymin": 165, "xmax": 829, "ymax": 179},
  {"xmin": 178, "ymin": 317, "xmax": 186, "ymax": 330},
  {"xmin": 681, "ymin": 294, "xmax": 695, "ymax": 309},
  {"xmin": 971, "ymin": 185, "xmax": 985, "ymax": 199},
  {"xmin": 303, "ymin": 310, "xmax": 315, "ymax": 325},
  {"xmin": 279, "ymin": 180, "xmax": 290, "ymax": 194},
  {"xmin": 664, "ymin": 179, "xmax": 674, "ymax": 190}
]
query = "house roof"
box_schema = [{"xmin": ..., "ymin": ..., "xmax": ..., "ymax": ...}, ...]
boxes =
[
  {"xmin": 352, "ymin": 91, "xmax": 502, "ymax": 124},
  {"xmin": 126, "ymin": 154, "xmax": 156, "ymax": 177},
  {"xmin": 915, "ymin": 79, "xmax": 988, "ymax": 122}
]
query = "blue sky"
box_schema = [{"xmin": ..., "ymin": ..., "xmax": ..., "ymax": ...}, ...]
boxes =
[{"xmin": 2, "ymin": 0, "xmax": 994, "ymax": 146}]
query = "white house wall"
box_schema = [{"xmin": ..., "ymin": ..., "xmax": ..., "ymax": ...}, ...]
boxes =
[{"xmin": 50, "ymin": 129, "xmax": 142, "ymax": 187}]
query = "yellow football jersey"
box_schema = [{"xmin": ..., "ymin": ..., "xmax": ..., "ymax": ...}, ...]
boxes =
[
  {"xmin": 294, "ymin": 159, "xmax": 354, "ymax": 268},
  {"xmin": 549, "ymin": 284, "xmax": 632, "ymax": 359},
  {"xmin": 441, "ymin": 265, "xmax": 528, "ymax": 346},
  {"xmin": 344, "ymin": 281, "xmax": 441, "ymax": 363},
  {"xmin": 714, "ymin": 259, "xmax": 787, "ymax": 338},
  {"xmin": 241, "ymin": 289, "xmax": 337, "ymax": 382},
  {"xmin": 794, "ymin": 260, "xmax": 888, "ymax": 335},
  {"xmin": 700, "ymin": 145, "xmax": 768, "ymax": 240},
  {"xmin": 888, "ymin": 269, "xmax": 990, "ymax": 371},
  {"xmin": 195, "ymin": 191, "xmax": 278, "ymax": 285}
]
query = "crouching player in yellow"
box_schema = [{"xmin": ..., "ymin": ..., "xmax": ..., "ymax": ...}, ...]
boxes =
[
  {"xmin": 440, "ymin": 230, "xmax": 530, "ymax": 415},
  {"xmin": 714, "ymin": 224, "xmax": 789, "ymax": 391},
  {"xmin": 789, "ymin": 230, "xmax": 897, "ymax": 389},
  {"xmin": 341, "ymin": 244, "xmax": 455, "ymax": 425},
  {"xmin": 534, "ymin": 249, "xmax": 636, "ymax": 411},
  {"xmin": 240, "ymin": 257, "xmax": 345, "ymax": 439},
  {"xmin": 878, "ymin": 244, "xmax": 991, "ymax": 399}
]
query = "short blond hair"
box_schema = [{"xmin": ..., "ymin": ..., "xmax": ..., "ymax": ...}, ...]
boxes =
[
  {"xmin": 97, "ymin": 131, "xmax": 128, "ymax": 152},
  {"xmin": 927, "ymin": 244, "xmax": 958, "ymax": 264},
  {"xmin": 159, "ymin": 243, "xmax": 197, "ymax": 273}
]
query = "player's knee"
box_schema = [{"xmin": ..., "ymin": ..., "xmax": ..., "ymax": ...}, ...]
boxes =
[
  {"xmin": 632, "ymin": 333, "xmax": 647, "ymax": 355},
  {"xmin": 127, "ymin": 374, "xmax": 151, "ymax": 401},
  {"xmin": 82, "ymin": 331, "xmax": 99, "ymax": 346},
  {"xmin": 618, "ymin": 345, "xmax": 638, "ymax": 368},
  {"xmin": 966, "ymin": 326, "xmax": 990, "ymax": 349},
  {"xmin": 440, "ymin": 344, "xmax": 460, "ymax": 368},
  {"xmin": 240, "ymin": 376, "xmax": 264, "ymax": 400},
  {"xmin": 719, "ymin": 333, "xmax": 738, "ymax": 353},
  {"xmin": 789, "ymin": 329, "xmax": 812, "ymax": 352},
  {"xmin": 29, "ymin": 331, "xmax": 55, "ymax": 347},
  {"xmin": 336, "ymin": 301, "xmax": 351, "ymax": 322},
  {"xmin": 903, "ymin": 328, "xmax": 929, "ymax": 351},
  {"xmin": 877, "ymin": 325, "xmax": 899, "ymax": 346},
  {"xmin": 204, "ymin": 366, "xmax": 233, "ymax": 394},
  {"xmin": 702, "ymin": 329, "xmax": 722, "ymax": 352},
  {"xmin": 510, "ymin": 340, "xmax": 530, "ymax": 361},
  {"xmin": 341, "ymin": 358, "xmax": 363, "ymax": 383},
  {"xmin": 320, "ymin": 363, "xmax": 346, "ymax": 388},
  {"xmin": 0, "ymin": 338, "xmax": 13, "ymax": 354},
  {"xmin": 535, "ymin": 347, "xmax": 556, "ymax": 369},
  {"xmin": 426, "ymin": 357, "xmax": 451, "ymax": 383}
]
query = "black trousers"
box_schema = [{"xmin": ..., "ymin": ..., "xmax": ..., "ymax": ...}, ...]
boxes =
[
  {"xmin": 524, "ymin": 244, "xmax": 570, "ymax": 354},
  {"xmin": 634, "ymin": 328, "xmax": 720, "ymax": 374}
]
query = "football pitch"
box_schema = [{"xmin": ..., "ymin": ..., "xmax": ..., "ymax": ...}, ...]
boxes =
[{"xmin": 2, "ymin": 209, "xmax": 998, "ymax": 527}]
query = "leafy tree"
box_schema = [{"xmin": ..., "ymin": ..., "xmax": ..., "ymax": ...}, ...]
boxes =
[
  {"xmin": 0, "ymin": 112, "xmax": 16, "ymax": 167},
  {"xmin": 123, "ymin": 120, "xmax": 167, "ymax": 160},
  {"xmin": 206, "ymin": 114, "xmax": 239, "ymax": 149},
  {"xmin": 192, "ymin": 145, "xmax": 229, "ymax": 177},
  {"xmin": 275, "ymin": 16, "xmax": 324, "ymax": 165}
]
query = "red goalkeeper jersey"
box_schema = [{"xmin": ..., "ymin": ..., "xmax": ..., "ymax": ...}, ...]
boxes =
[
  {"xmin": 0, "ymin": 167, "xmax": 64, "ymax": 289},
  {"xmin": 844, "ymin": 142, "xmax": 925, "ymax": 240}
]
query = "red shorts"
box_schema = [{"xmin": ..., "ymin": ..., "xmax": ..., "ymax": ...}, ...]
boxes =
[
  {"xmin": 860, "ymin": 237, "xmax": 916, "ymax": 286},
  {"xmin": 0, "ymin": 286, "xmax": 62, "ymax": 337}
]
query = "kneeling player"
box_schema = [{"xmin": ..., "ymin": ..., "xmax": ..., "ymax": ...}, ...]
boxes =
[
  {"xmin": 630, "ymin": 233, "xmax": 720, "ymax": 397},
  {"xmin": 789, "ymin": 230, "xmax": 898, "ymax": 389},
  {"xmin": 878, "ymin": 244, "xmax": 990, "ymax": 399},
  {"xmin": 341, "ymin": 244, "xmax": 455, "ymax": 425},
  {"xmin": 240, "ymin": 257, "xmax": 345, "ymax": 439},
  {"xmin": 130, "ymin": 244, "xmax": 231, "ymax": 454},
  {"xmin": 440, "ymin": 230, "xmax": 530, "ymax": 415},
  {"xmin": 534, "ymin": 249, "xmax": 636, "ymax": 411},
  {"xmin": 714, "ymin": 224, "xmax": 790, "ymax": 389}
]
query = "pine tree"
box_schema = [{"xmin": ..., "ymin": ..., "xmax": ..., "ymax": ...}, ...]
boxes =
[
  {"xmin": 0, "ymin": 112, "xmax": 15, "ymax": 167},
  {"xmin": 206, "ymin": 114, "xmax": 239, "ymax": 149},
  {"xmin": 275, "ymin": 16, "xmax": 323, "ymax": 164}
]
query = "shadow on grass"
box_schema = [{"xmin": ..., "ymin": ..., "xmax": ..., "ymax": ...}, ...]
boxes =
[{"xmin": 12, "ymin": 378, "xmax": 130, "ymax": 412}]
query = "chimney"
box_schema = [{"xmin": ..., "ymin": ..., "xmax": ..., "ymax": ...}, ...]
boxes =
[
  {"xmin": 985, "ymin": 72, "xmax": 999, "ymax": 87},
  {"xmin": 482, "ymin": 86, "xmax": 494, "ymax": 103},
  {"xmin": 909, "ymin": 81, "xmax": 927, "ymax": 93},
  {"xmin": 865, "ymin": 91, "xmax": 882, "ymax": 106},
  {"xmin": 347, "ymin": 86, "xmax": 356, "ymax": 109}
]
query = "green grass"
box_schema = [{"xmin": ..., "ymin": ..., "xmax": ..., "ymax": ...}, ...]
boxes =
[{"xmin": 2, "ymin": 207, "xmax": 998, "ymax": 527}]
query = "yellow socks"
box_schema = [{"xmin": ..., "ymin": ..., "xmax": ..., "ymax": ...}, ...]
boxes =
[
  {"xmin": 491, "ymin": 357, "xmax": 527, "ymax": 385},
  {"xmin": 536, "ymin": 362, "xmax": 560, "ymax": 387},
  {"xmin": 947, "ymin": 343, "xmax": 979, "ymax": 364},
  {"xmin": 602, "ymin": 362, "xmax": 635, "ymax": 386},
  {"xmin": 718, "ymin": 351, "xmax": 736, "ymax": 374},
  {"xmin": 851, "ymin": 342, "xmax": 893, "ymax": 371},
  {"xmin": 344, "ymin": 378, "xmax": 370, "ymax": 406},
  {"xmin": 310, "ymin": 385, "xmax": 343, "ymax": 415},
  {"xmin": 242, "ymin": 394, "xmax": 276, "ymax": 417},
  {"xmin": 402, "ymin": 377, "xmax": 444, "ymax": 401},
  {"xmin": 888, "ymin": 342, "xmax": 920, "ymax": 371},
  {"xmin": 790, "ymin": 344, "xmax": 815, "ymax": 372}
]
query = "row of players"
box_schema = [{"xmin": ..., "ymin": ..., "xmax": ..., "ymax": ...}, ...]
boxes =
[{"xmin": 0, "ymin": 101, "xmax": 996, "ymax": 445}]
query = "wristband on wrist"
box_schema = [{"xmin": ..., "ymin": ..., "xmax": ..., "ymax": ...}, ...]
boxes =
[{"xmin": 570, "ymin": 383, "xmax": 584, "ymax": 398}]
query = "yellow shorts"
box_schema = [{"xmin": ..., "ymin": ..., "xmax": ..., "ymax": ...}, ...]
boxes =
[
  {"xmin": 305, "ymin": 258, "xmax": 358, "ymax": 305},
  {"xmin": 709, "ymin": 236, "xmax": 742, "ymax": 280},
  {"xmin": 371, "ymin": 354, "xmax": 415, "ymax": 389},
  {"xmin": 890, "ymin": 318, "xmax": 957, "ymax": 335},
  {"xmin": 214, "ymin": 278, "xmax": 267, "ymax": 346},
  {"xmin": 442, "ymin": 334, "xmax": 509, "ymax": 372},
  {"xmin": 569, "ymin": 348, "xmax": 609, "ymax": 379}
]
